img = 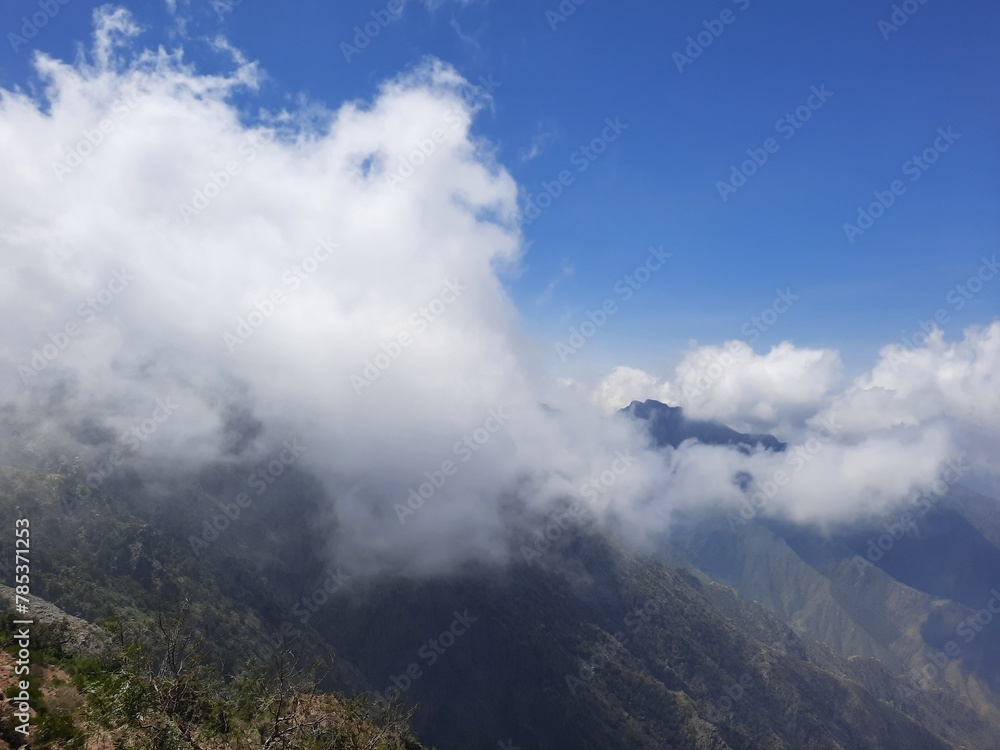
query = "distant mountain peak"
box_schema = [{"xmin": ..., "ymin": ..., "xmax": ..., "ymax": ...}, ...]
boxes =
[{"xmin": 621, "ymin": 399, "xmax": 786, "ymax": 453}]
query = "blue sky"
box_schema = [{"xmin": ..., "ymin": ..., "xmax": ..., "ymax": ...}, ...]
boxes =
[{"xmin": 3, "ymin": 0, "xmax": 998, "ymax": 376}]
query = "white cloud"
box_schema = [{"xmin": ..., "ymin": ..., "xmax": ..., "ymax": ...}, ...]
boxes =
[
  {"xmin": 815, "ymin": 323, "xmax": 1000, "ymax": 479},
  {"xmin": 1, "ymin": 9, "xmax": 530, "ymax": 575},
  {"xmin": 817, "ymin": 324, "xmax": 1000, "ymax": 434},
  {"xmin": 590, "ymin": 326, "xmax": 999, "ymax": 523},
  {"xmin": 593, "ymin": 341, "xmax": 843, "ymax": 433},
  {"xmin": 2, "ymin": 8, "xmax": 997, "ymax": 578},
  {"xmin": 590, "ymin": 366, "xmax": 667, "ymax": 413}
]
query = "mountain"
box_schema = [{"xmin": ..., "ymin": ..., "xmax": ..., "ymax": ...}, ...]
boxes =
[
  {"xmin": 620, "ymin": 401, "xmax": 1000, "ymax": 746},
  {"xmin": 659, "ymin": 489, "xmax": 1000, "ymax": 733},
  {"xmin": 309, "ymin": 531, "xmax": 995, "ymax": 749},
  {"xmin": 3, "ymin": 450, "xmax": 999, "ymax": 748},
  {"xmin": 622, "ymin": 399, "xmax": 786, "ymax": 453}
]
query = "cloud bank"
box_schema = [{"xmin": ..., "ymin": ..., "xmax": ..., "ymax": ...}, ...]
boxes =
[{"xmin": 2, "ymin": 7, "xmax": 997, "ymax": 576}]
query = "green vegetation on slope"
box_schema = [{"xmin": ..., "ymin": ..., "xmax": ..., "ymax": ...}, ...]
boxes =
[
  {"xmin": 1, "ymin": 463, "xmax": 997, "ymax": 748},
  {"xmin": 0, "ymin": 602, "xmax": 424, "ymax": 749}
]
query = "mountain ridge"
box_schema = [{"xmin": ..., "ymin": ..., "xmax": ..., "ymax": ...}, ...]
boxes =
[{"xmin": 622, "ymin": 399, "xmax": 787, "ymax": 453}]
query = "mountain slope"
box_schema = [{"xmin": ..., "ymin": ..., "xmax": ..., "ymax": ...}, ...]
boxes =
[
  {"xmin": 307, "ymin": 525, "xmax": 1000, "ymax": 749},
  {"xmin": 627, "ymin": 400, "xmax": 1000, "ymax": 743},
  {"xmin": 1, "ymin": 435, "xmax": 998, "ymax": 748}
]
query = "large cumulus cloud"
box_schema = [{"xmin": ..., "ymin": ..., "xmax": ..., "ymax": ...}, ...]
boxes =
[{"xmin": 0, "ymin": 7, "xmax": 674, "ymax": 575}]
